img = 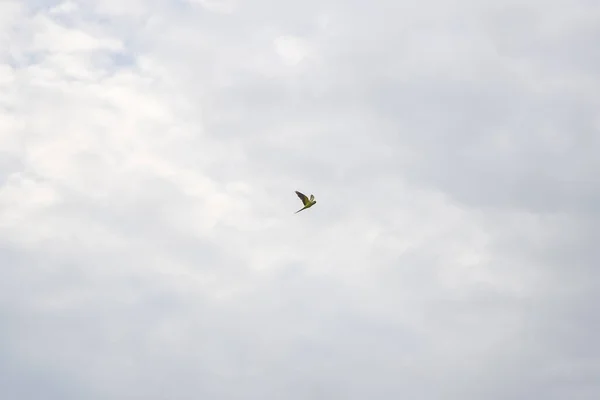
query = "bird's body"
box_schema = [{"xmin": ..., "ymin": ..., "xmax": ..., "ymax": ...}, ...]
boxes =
[{"xmin": 294, "ymin": 191, "xmax": 317, "ymax": 213}]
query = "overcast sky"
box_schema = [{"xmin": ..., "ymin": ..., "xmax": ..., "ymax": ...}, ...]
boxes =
[{"xmin": 1, "ymin": 0, "xmax": 599, "ymax": 399}]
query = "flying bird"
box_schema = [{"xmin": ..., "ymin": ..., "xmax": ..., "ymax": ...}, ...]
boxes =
[{"xmin": 294, "ymin": 191, "xmax": 317, "ymax": 214}]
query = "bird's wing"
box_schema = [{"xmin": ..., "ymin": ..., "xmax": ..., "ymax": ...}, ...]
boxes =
[
  {"xmin": 309, "ymin": 194, "xmax": 314, "ymax": 202},
  {"xmin": 295, "ymin": 191, "xmax": 310, "ymax": 206}
]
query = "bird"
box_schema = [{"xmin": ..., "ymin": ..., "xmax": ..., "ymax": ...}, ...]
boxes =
[{"xmin": 294, "ymin": 191, "xmax": 317, "ymax": 214}]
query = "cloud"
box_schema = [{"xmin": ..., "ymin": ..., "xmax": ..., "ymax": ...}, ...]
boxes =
[{"xmin": 1, "ymin": 0, "xmax": 599, "ymax": 399}]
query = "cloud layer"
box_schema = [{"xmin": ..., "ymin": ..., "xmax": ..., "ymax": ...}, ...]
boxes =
[{"xmin": 1, "ymin": 0, "xmax": 599, "ymax": 399}]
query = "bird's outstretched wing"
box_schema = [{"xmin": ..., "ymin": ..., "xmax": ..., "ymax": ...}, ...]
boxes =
[{"xmin": 295, "ymin": 191, "xmax": 310, "ymax": 206}]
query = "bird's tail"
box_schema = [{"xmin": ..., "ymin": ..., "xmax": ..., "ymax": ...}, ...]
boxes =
[{"xmin": 295, "ymin": 206, "xmax": 307, "ymax": 214}]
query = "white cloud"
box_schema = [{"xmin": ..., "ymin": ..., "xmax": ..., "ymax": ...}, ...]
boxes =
[
  {"xmin": 188, "ymin": 0, "xmax": 236, "ymax": 14},
  {"xmin": 274, "ymin": 35, "xmax": 310, "ymax": 66},
  {"xmin": 1, "ymin": 0, "xmax": 599, "ymax": 399}
]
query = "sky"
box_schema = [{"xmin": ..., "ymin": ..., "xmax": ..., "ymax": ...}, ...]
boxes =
[{"xmin": 0, "ymin": 0, "xmax": 599, "ymax": 399}]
